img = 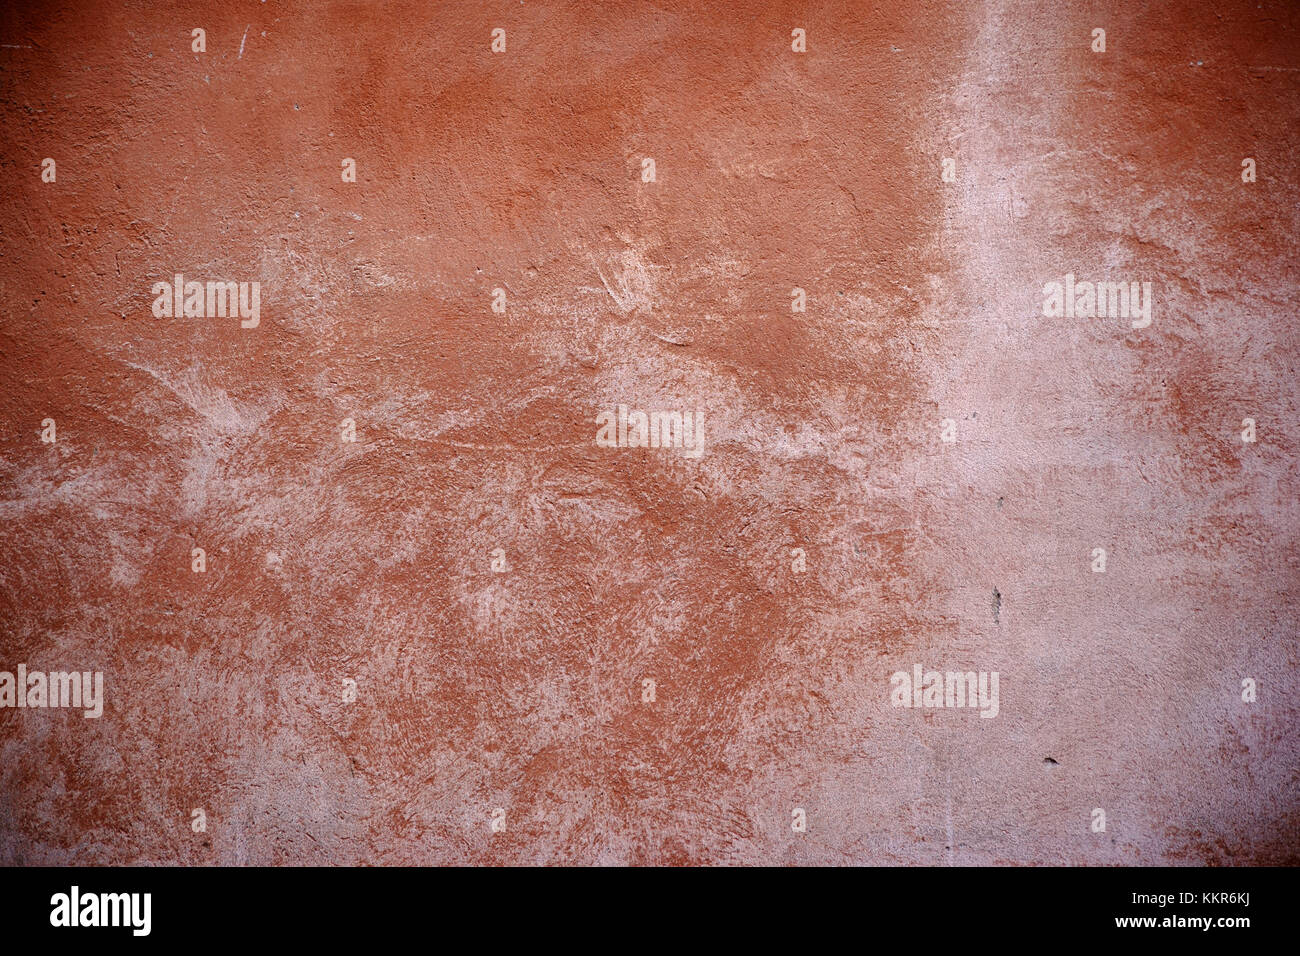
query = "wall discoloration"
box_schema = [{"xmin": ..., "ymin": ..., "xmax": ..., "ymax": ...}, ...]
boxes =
[{"xmin": 0, "ymin": 0, "xmax": 1296, "ymax": 864}]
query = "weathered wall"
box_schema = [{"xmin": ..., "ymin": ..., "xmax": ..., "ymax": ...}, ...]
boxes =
[{"xmin": 0, "ymin": 0, "xmax": 1296, "ymax": 864}]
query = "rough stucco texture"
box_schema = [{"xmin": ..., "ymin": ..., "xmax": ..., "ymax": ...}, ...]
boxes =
[{"xmin": 0, "ymin": 0, "xmax": 1297, "ymax": 865}]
